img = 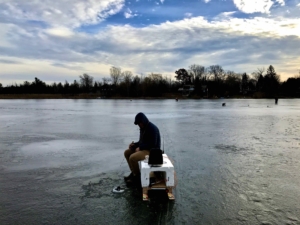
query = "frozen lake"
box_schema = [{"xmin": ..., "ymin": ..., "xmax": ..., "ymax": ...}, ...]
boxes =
[{"xmin": 1, "ymin": 99, "xmax": 300, "ymax": 224}]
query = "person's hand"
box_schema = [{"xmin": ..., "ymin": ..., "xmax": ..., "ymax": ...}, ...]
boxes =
[
  {"xmin": 135, "ymin": 147, "xmax": 140, "ymax": 152},
  {"xmin": 129, "ymin": 142, "xmax": 134, "ymax": 149}
]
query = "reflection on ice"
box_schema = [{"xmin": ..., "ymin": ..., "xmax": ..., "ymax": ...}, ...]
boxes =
[
  {"xmin": 115, "ymin": 112, "xmax": 190, "ymax": 119},
  {"xmin": 1, "ymin": 99, "xmax": 300, "ymax": 224},
  {"xmin": 20, "ymin": 140, "xmax": 98, "ymax": 156},
  {"xmin": 9, "ymin": 140, "xmax": 123, "ymax": 173}
]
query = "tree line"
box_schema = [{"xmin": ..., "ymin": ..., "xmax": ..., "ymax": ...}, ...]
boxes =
[{"xmin": 1, "ymin": 65, "xmax": 299, "ymax": 98}]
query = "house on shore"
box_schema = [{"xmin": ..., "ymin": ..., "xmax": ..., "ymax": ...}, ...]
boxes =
[{"xmin": 178, "ymin": 85, "xmax": 194, "ymax": 97}]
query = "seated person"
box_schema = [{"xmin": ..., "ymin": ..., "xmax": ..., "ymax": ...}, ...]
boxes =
[{"xmin": 124, "ymin": 112, "xmax": 161, "ymax": 184}]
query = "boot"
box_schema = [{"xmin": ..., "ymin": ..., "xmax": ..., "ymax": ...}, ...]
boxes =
[
  {"xmin": 126, "ymin": 173, "xmax": 140, "ymax": 187},
  {"xmin": 124, "ymin": 172, "xmax": 134, "ymax": 181}
]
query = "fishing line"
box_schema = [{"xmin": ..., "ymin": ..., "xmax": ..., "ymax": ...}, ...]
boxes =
[
  {"xmin": 112, "ymin": 149, "xmax": 127, "ymax": 193},
  {"xmin": 162, "ymin": 133, "xmax": 164, "ymax": 153},
  {"xmin": 112, "ymin": 140, "xmax": 135, "ymax": 193},
  {"xmin": 112, "ymin": 173, "xmax": 125, "ymax": 193},
  {"xmin": 117, "ymin": 157, "xmax": 125, "ymax": 175}
]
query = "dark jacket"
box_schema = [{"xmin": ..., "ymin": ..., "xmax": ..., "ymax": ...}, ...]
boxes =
[{"xmin": 134, "ymin": 112, "xmax": 161, "ymax": 150}]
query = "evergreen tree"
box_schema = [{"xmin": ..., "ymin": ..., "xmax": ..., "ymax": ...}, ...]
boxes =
[
  {"xmin": 264, "ymin": 65, "xmax": 280, "ymax": 97},
  {"xmin": 175, "ymin": 68, "xmax": 191, "ymax": 84},
  {"xmin": 241, "ymin": 73, "xmax": 249, "ymax": 94}
]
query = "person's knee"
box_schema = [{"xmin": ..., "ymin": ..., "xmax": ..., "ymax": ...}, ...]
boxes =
[
  {"xmin": 124, "ymin": 149, "xmax": 131, "ymax": 158},
  {"xmin": 129, "ymin": 154, "xmax": 134, "ymax": 162},
  {"xmin": 129, "ymin": 154, "xmax": 137, "ymax": 163}
]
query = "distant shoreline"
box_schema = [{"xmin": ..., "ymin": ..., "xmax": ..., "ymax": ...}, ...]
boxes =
[
  {"xmin": 0, "ymin": 94, "xmax": 103, "ymax": 99},
  {"xmin": 0, "ymin": 94, "xmax": 293, "ymax": 100}
]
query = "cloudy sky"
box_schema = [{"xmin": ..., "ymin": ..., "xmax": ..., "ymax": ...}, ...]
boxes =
[{"xmin": 1, "ymin": 0, "xmax": 300, "ymax": 85}]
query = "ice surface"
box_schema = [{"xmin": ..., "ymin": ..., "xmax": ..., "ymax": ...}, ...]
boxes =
[{"xmin": 1, "ymin": 99, "xmax": 300, "ymax": 224}]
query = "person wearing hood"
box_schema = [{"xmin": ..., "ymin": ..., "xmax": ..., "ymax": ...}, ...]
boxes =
[{"xmin": 124, "ymin": 112, "xmax": 161, "ymax": 185}]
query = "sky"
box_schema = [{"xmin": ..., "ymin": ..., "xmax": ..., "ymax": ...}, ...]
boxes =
[{"xmin": 0, "ymin": 0, "xmax": 300, "ymax": 86}]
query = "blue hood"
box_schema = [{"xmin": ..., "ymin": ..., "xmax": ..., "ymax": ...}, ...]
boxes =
[{"xmin": 134, "ymin": 112, "xmax": 149, "ymax": 125}]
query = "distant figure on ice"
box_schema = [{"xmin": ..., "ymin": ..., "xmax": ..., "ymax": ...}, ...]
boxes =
[
  {"xmin": 222, "ymin": 103, "xmax": 226, "ymax": 106},
  {"xmin": 124, "ymin": 112, "xmax": 161, "ymax": 185},
  {"xmin": 275, "ymin": 97, "xmax": 278, "ymax": 104}
]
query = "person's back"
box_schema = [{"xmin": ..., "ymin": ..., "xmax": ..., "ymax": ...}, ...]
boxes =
[{"xmin": 138, "ymin": 120, "xmax": 161, "ymax": 150}]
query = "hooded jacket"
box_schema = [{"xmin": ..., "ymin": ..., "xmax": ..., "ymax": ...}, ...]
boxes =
[{"xmin": 134, "ymin": 112, "xmax": 161, "ymax": 150}]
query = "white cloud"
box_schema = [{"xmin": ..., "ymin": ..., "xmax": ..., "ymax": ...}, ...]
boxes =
[
  {"xmin": 233, "ymin": 0, "xmax": 285, "ymax": 14},
  {"xmin": 203, "ymin": 0, "xmax": 211, "ymax": 3},
  {"xmin": 160, "ymin": 0, "xmax": 165, "ymax": 4},
  {"xmin": 45, "ymin": 27, "xmax": 74, "ymax": 38},
  {"xmin": 1, "ymin": 6, "xmax": 300, "ymax": 85},
  {"xmin": 0, "ymin": 0, "xmax": 125, "ymax": 28},
  {"xmin": 210, "ymin": 16, "xmax": 300, "ymax": 37},
  {"xmin": 184, "ymin": 13, "xmax": 193, "ymax": 18},
  {"xmin": 297, "ymin": 3, "xmax": 300, "ymax": 7},
  {"xmin": 216, "ymin": 11, "xmax": 237, "ymax": 19},
  {"xmin": 275, "ymin": 0, "xmax": 285, "ymax": 6},
  {"xmin": 0, "ymin": 24, "xmax": 15, "ymax": 48},
  {"xmin": 124, "ymin": 8, "xmax": 137, "ymax": 18}
]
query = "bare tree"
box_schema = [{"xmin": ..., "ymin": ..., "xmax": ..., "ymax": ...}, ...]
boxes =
[
  {"xmin": 122, "ymin": 71, "xmax": 133, "ymax": 83},
  {"xmin": 225, "ymin": 70, "xmax": 236, "ymax": 78},
  {"xmin": 110, "ymin": 66, "xmax": 122, "ymax": 86},
  {"xmin": 102, "ymin": 77, "xmax": 111, "ymax": 85},
  {"xmin": 225, "ymin": 71, "xmax": 241, "ymax": 83},
  {"xmin": 189, "ymin": 64, "xmax": 205, "ymax": 82},
  {"xmin": 79, "ymin": 73, "xmax": 94, "ymax": 92},
  {"xmin": 122, "ymin": 71, "xmax": 133, "ymax": 96},
  {"xmin": 201, "ymin": 69, "xmax": 210, "ymax": 82},
  {"xmin": 148, "ymin": 73, "xmax": 163, "ymax": 83},
  {"xmin": 208, "ymin": 65, "xmax": 225, "ymax": 81},
  {"xmin": 295, "ymin": 70, "xmax": 300, "ymax": 78},
  {"xmin": 164, "ymin": 75, "xmax": 172, "ymax": 90},
  {"xmin": 225, "ymin": 71, "xmax": 241, "ymax": 95},
  {"xmin": 252, "ymin": 67, "xmax": 265, "ymax": 81}
]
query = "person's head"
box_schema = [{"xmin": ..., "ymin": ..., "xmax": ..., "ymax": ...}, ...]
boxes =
[
  {"xmin": 137, "ymin": 122, "xmax": 144, "ymax": 129},
  {"xmin": 134, "ymin": 112, "xmax": 149, "ymax": 128}
]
